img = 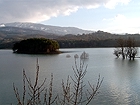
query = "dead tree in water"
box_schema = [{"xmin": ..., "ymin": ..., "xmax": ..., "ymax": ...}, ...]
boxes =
[
  {"xmin": 114, "ymin": 37, "xmax": 138, "ymax": 60},
  {"xmin": 126, "ymin": 38, "xmax": 138, "ymax": 60}
]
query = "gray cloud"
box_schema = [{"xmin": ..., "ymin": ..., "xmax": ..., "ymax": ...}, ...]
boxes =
[{"xmin": 0, "ymin": 0, "xmax": 130, "ymax": 23}]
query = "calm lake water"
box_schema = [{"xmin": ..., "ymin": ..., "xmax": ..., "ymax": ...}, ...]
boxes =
[{"xmin": 1, "ymin": 48, "xmax": 140, "ymax": 105}]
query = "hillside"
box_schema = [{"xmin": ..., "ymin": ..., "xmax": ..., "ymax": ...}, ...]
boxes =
[
  {"xmin": 56, "ymin": 31, "xmax": 140, "ymax": 48},
  {"xmin": 0, "ymin": 23, "xmax": 140, "ymax": 49},
  {"xmin": 0, "ymin": 22, "xmax": 93, "ymax": 35}
]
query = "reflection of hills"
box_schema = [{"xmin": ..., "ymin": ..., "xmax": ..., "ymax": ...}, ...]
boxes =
[{"xmin": 0, "ymin": 24, "xmax": 140, "ymax": 49}]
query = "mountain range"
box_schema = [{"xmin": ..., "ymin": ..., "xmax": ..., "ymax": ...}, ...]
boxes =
[
  {"xmin": 0, "ymin": 22, "xmax": 93, "ymax": 35},
  {"xmin": 0, "ymin": 22, "xmax": 140, "ymax": 49}
]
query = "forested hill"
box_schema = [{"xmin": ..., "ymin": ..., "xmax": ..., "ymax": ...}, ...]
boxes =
[
  {"xmin": 56, "ymin": 31, "xmax": 140, "ymax": 48},
  {"xmin": 0, "ymin": 26, "xmax": 140, "ymax": 48}
]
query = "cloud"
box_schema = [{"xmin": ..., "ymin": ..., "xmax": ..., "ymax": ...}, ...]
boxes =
[
  {"xmin": 102, "ymin": 14, "xmax": 140, "ymax": 34},
  {"xmin": 104, "ymin": 0, "xmax": 130, "ymax": 9},
  {"xmin": 0, "ymin": 0, "xmax": 130, "ymax": 23}
]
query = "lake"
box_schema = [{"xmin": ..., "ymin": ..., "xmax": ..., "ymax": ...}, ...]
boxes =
[{"xmin": 0, "ymin": 48, "xmax": 140, "ymax": 105}]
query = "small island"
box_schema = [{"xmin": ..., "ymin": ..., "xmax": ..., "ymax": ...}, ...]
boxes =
[{"xmin": 13, "ymin": 38, "xmax": 60, "ymax": 54}]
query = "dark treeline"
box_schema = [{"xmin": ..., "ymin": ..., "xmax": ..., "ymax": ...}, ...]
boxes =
[
  {"xmin": 13, "ymin": 38, "xmax": 60, "ymax": 54},
  {"xmin": 57, "ymin": 39, "xmax": 117, "ymax": 48},
  {"xmin": 1, "ymin": 30, "xmax": 140, "ymax": 49},
  {"xmin": 55, "ymin": 31, "xmax": 140, "ymax": 48}
]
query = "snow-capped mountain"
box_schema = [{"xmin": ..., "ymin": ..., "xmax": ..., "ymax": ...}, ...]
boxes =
[{"xmin": 0, "ymin": 22, "xmax": 93, "ymax": 35}]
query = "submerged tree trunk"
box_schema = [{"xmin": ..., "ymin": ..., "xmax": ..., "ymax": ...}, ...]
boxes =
[{"xmin": 114, "ymin": 37, "xmax": 138, "ymax": 60}]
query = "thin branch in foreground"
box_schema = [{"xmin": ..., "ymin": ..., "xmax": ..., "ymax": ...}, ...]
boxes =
[
  {"xmin": 13, "ymin": 59, "xmax": 57, "ymax": 105},
  {"xmin": 60, "ymin": 57, "xmax": 103, "ymax": 105}
]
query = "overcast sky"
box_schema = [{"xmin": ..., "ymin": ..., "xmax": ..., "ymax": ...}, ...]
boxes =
[{"xmin": 0, "ymin": 0, "xmax": 140, "ymax": 34}]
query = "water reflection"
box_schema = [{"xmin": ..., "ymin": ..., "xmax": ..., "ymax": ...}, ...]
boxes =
[
  {"xmin": 109, "ymin": 59, "xmax": 140, "ymax": 105},
  {"xmin": 1, "ymin": 49, "xmax": 140, "ymax": 105}
]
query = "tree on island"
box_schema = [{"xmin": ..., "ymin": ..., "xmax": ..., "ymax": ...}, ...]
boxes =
[
  {"xmin": 13, "ymin": 38, "xmax": 60, "ymax": 54},
  {"xmin": 114, "ymin": 37, "xmax": 138, "ymax": 60}
]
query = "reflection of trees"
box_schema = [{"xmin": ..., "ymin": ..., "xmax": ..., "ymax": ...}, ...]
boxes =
[{"xmin": 112, "ymin": 59, "xmax": 139, "ymax": 105}]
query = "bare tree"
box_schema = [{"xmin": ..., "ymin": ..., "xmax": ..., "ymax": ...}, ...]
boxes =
[
  {"xmin": 126, "ymin": 37, "xmax": 138, "ymax": 60},
  {"xmin": 59, "ymin": 58, "xmax": 103, "ymax": 105},
  {"xmin": 13, "ymin": 57, "xmax": 103, "ymax": 105},
  {"xmin": 114, "ymin": 37, "xmax": 138, "ymax": 60},
  {"xmin": 117, "ymin": 38, "xmax": 126, "ymax": 59},
  {"xmin": 13, "ymin": 59, "xmax": 57, "ymax": 105}
]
